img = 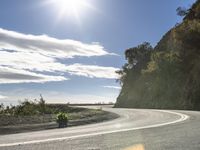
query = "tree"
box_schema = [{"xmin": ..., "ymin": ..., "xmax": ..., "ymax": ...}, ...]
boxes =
[
  {"xmin": 117, "ymin": 42, "xmax": 153, "ymax": 85},
  {"xmin": 176, "ymin": 7, "xmax": 188, "ymax": 17},
  {"xmin": 125, "ymin": 42, "xmax": 153, "ymax": 65}
]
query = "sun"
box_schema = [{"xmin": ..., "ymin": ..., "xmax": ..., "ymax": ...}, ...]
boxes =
[
  {"xmin": 57, "ymin": 0, "xmax": 86, "ymax": 16},
  {"xmin": 46, "ymin": 0, "xmax": 93, "ymax": 22}
]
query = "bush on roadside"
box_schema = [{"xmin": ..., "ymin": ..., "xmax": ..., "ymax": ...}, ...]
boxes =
[
  {"xmin": 15, "ymin": 99, "xmax": 39, "ymax": 116},
  {"xmin": 56, "ymin": 112, "xmax": 68, "ymax": 128}
]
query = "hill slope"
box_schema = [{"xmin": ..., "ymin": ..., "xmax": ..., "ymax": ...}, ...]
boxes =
[{"xmin": 115, "ymin": 0, "xmax": 200, "ymax": 110}]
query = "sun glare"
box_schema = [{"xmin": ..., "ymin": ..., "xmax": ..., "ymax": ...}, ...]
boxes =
[
  {"xmin": 57, "ymin": 0, "xmax": 84, "ymax": 16},
  {"xmin": 46, "ymin": 0, "xmax": 93, "ymax": 22}
]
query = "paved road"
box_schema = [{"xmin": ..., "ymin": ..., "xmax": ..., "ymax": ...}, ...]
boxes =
[{"xmin": 0, "ymin": 107, "xmax": 200, "ymax": 150}]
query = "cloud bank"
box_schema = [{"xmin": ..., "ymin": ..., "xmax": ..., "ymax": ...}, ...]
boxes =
[
  {"xmin": 0, "ymin": 28, "xmax": 119, "ymax": 84},
  {"xmin": 103, "ymin": 86, "xmax": 121, "ymax": 89},
  {"xmin": 0, "ymin": 94, "xmax": 7, "ymax": 99},
  {"xmin": 0, "ymin": 66, "xmax": 67, "ymax": 84},
  {"xmin": 66, "ymin": 64, "xmax": 119, "ymax": 79},
  {"xmin": 0, "ymin": 28, "xmax": 113, "ymax": 58}
]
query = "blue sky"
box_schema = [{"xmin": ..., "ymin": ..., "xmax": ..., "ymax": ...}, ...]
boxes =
[{"xmin": 0, "ymin": 0, "xmax": 196, "ymax": 104}]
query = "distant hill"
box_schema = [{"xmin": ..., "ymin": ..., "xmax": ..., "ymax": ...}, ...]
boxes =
[{"xmin": 115, "ymin": 0, "xmax": 200, "ymax": 110}]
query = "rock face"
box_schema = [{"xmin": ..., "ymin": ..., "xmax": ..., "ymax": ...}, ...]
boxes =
[{"xmin": 115, "ymin": 0, "xmax": 200, "ymax": 110}]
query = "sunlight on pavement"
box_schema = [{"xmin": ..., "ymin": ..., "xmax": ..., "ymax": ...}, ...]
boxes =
[
  {"xmin": 122, "ymin": 144, "xmax": 145, "ymax": 150},
  {"xmin": 114, "ymin": 123, "xmax": 122, "ymax": 128}
]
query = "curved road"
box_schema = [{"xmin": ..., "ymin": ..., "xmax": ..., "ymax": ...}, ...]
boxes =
[{"xmin": 0, "ymin": 107, "xmax": 200, "ymax": 150}]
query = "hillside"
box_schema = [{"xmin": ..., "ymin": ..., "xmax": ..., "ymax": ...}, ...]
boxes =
[{"xmin": 115, "ymin": 0, "xmax": 200, "ymax": 110}]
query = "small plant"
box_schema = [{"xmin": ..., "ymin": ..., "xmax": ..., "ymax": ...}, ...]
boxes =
[
  {"xmin": 39, "ymin": 94, "xmax": 46, "ymax": 114},
  {"xmin": 56, "ymin": 112, "xmax": 68, "ymax": 128}
]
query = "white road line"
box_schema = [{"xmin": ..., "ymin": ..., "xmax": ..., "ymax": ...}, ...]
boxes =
[{"xmin": 0, "ymin": 110, "xmax": 189, "ymax": 147}]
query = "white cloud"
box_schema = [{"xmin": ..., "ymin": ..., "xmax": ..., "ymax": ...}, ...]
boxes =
[
  {"xmin": 0, "ymin": 50, "xmax": 67, "ymax": 72},
  {"xmin": 65, "ymin": 94, "xmax": 116, "ymax": 104},
  {"xmin": 0, "ymin": 94, "xmax": 7, "ymax": 99},
  {"xmin": 103, "ymin": 86, "xmax": 121, "ymax": 89},
  {"xmin": 0, "ymin": 28, "xmax": 119, "ymax": 84},
  {"xmin": 0, "ymin": 28, "xmax": 114, "ymax": 58},
  {"xmin": 0, "ymin": 66, "xmax": 67, "ymax": 84},
  {"xmin": 0, "ymin": 50, "xmax": 119, "ymax": 82},
  {"xmin": 65, "ymin": 63, "xmax": 119, "ymax": 79}
]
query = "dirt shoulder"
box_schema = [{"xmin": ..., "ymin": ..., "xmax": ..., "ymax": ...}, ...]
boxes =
[{"xmin": 0, "ymin": 108, "xmax": 118, "ymax": 135}]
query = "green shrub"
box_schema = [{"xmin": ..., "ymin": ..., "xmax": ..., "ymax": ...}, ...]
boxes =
[{"xmin": 56, "ymin": 112, "xmax": 68, "ymax": 128}]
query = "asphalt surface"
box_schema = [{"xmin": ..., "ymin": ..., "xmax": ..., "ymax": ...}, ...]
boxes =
[{"xmin": 0, "ymin": 106, "xmax": 199, "ymax": 150}]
